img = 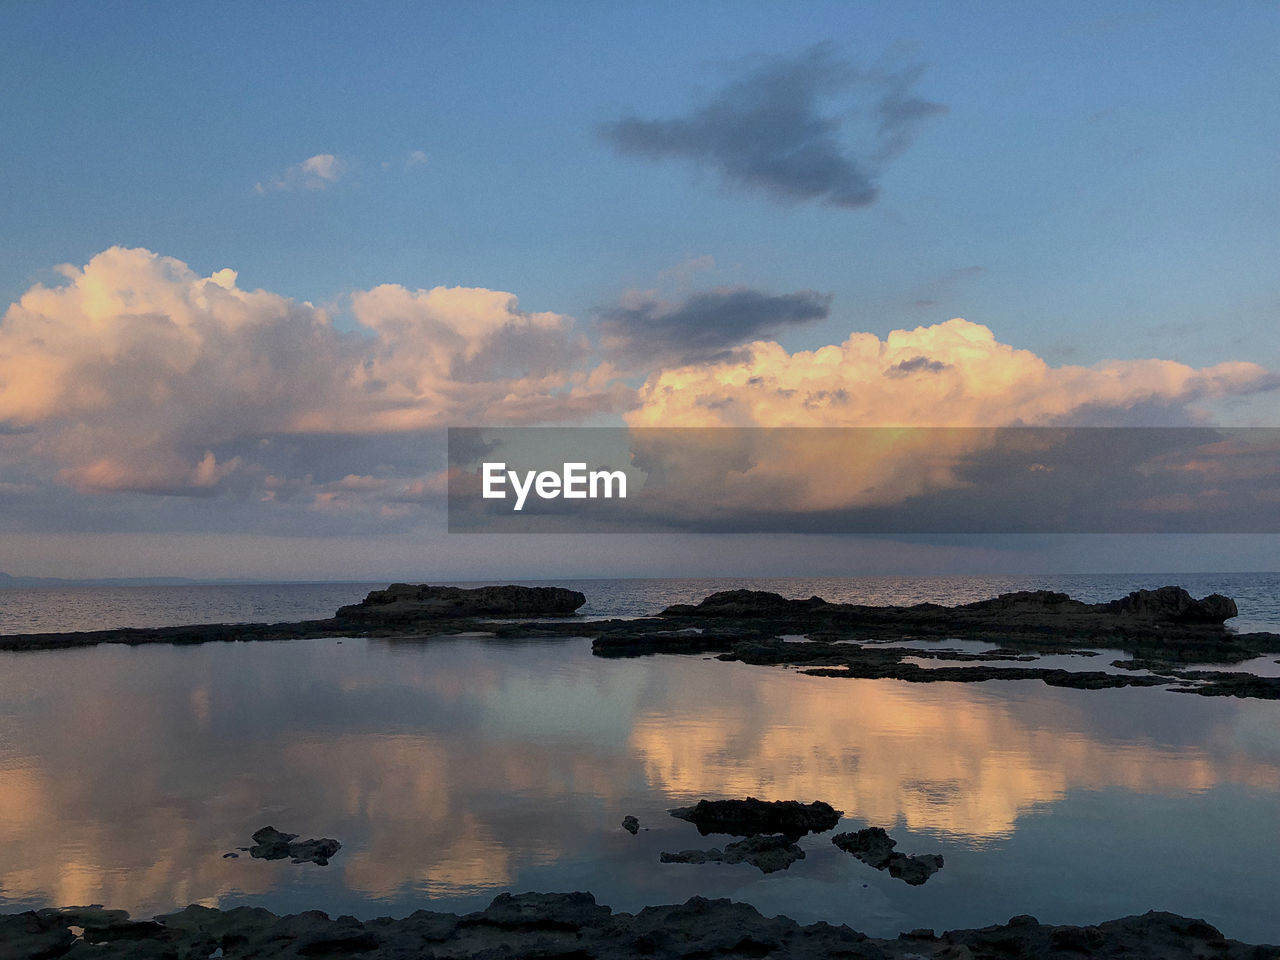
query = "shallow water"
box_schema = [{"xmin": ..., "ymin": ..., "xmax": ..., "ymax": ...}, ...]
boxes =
[{"xmin": 1, "ymin": 627, "xmax": 1279, "ymax": 942}]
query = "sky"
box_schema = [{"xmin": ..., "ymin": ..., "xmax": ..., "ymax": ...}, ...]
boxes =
[{"xmin": 1, "ymin": 1, "xmax": 1278, "ymax": 580}]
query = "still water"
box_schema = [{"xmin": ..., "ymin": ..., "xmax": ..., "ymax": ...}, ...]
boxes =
[{"xmin": 0, "ymin": 576, "xmax": 1278, "ymax": 942}]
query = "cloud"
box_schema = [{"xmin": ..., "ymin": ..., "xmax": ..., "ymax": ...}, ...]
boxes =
[
  {"xmin": 600, "ymin": 43, "xmax": 945, "ymax": 208},
  {"xmin": 255, "ymin": 153, "xmax": 345, "ymax": 193},
  {"xmin": 596, "ymin": 287, "xmax": 831, "ymax": 367},
  {"xmin": 619, "ymin": 318, "xmax": 1277, "ymax": 520},
  {"xmin": 0, "ymin": 247, "xmax": 623, "ymax": 497},
  {"xmin": 627, "ymin": 318, "xmax": 1273, "ymax": 429}
]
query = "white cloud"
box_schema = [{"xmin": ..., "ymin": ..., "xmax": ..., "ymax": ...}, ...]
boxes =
[
  {"xmin": 255, "ymin": 153, "xmax": 345, "ymax": 193},
  {"xmin": 623, "ymin": 318, "xmax": 1277, "ymax": 515},
  {"xmin": 0, "ymin": 247, "xmax": 622, "ymax": 495}
]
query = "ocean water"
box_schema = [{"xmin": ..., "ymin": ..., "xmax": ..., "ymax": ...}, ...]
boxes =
[
  {"xmin": 2, "ymin": 572, "xmax": 1279, "ymax": 633},
  {"xmin": 0, "ymin": 575, "xmax": 1278, "ymax": 942}
]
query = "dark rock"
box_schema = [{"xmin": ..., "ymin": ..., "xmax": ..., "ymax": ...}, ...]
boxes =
[
  {"xmin": 622, "ymin": 815, "xmax": 639, "ymax": 834},
  {"xmin": 593, "ymin": 630, "xmax": 742, "ymax": 658},
  {"xmin": 832, "ymin": 827, "xmax": 945, "ymax": 885},
  {"xmin": 1101, "ymin": 586, "xmax": 1238, "ymax": 623},
  {"xmin": 669, "ymin": 797, "xmax": 842, "ymax": 839},
  {"xmin": 2, "ymin": 896, "xmax": 1274, "ymax": 959},
  {"xmin": 659, "ymin": 834, "xmax": 806, "ymax": 873},
  {"xmin": 249, "ymin": 825, "xmax": 342, "ymax": 866},
  {"xmin": 336, "ymin": 584, "xmax": 586, "ymax": 621},
  {"xmin": 470, "ymin": 891, "xmax": 613, "ymax": 931}
]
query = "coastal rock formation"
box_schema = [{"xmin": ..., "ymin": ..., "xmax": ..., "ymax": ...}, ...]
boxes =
[
  {"xmin": 3, "ymin": 894, "xmax": 1273, "ymax": 959},
  {"xmin": 659, "ymin": 585, "xmax": 1238, "ymax": 635},
  {"xmin": 247, "ymin": 826, "xmax": 341, "ymax": 866},
  {"xmin": 336, "ymin": 583, "xmax": 586, "ymax": 621},
  {"xmin": 669, "ymin": 797, "xmax": 842, "ymax": 839},
  {"xmin": 1100, "ymin": 586, "xmax": 1237, "ymax": 623},
  {"xmin": 621, "ymin": 816, "xmax": 639, "ymax": 834},
  {"xmin": 832, "ymin": 827, "xmax": 945, "ymax": 885},
  {"xmin": 660, "ymin": 835, "xmax": 805, "ymax": 873}
]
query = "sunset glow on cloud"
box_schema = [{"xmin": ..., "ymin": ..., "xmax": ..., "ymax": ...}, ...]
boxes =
[{"xmin": 0, "ymin": 248, "xmax": 620, "ymax": 496}]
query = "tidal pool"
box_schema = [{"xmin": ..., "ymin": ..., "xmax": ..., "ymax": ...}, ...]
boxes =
[{"xmin": 1, "ymin": 633, "xmax": 1278, "ymax": 942}]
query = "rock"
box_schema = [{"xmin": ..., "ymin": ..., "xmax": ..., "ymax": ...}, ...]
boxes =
[
  {"xmin": 336, "ymin": 584, "xmax": 586, "ymax": 621},
  {"xmin": 622, "ymin": 815, "xmax": 639, "ymax": 834},
  {"xmin": 660, "ymin": 835, "xmax": 806, "ymax": 873},
  {"xmin": 832, "ymin": 827, "xmax": 945, "ymax": 885},
  {"xmin": 669, "ymin": 797, "xmax": 842, "ymax": 839},
  {"xmin": 888, "ymin": 852, "xmax": 944, "ymax": 885},
  {"xmin": 1101, "ymin": 586, "xmax": 1237, "ymax": 623},
  {"xmin": 660, "ymin": 590, "xmax": 831, "ymax": 618},
  {"xmin": 2, "ymin": 896, "xmax": 1274, "ymax": 959},
  {"xmin": 248, "ymin": 826, "xmax": 342, "ymax": 866}
]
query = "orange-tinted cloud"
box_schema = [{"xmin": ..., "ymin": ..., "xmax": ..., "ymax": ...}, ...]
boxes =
[{"xmin": 0, "ymin": 248, "xmax": 622, "ymax": 495}]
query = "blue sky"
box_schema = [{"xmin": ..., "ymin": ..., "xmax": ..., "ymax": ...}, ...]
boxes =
[{"xmin": 1, "ymin": 2, "xmax": 1278, "ymax": 579}]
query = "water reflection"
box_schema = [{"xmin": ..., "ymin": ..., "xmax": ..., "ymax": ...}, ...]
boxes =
[{"xmin": 0, "ymin": 636, "xmax": 1277, "ymax": 941}]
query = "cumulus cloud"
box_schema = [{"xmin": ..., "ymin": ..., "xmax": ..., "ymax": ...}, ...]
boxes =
[
  {"xmin": 0, "ymin": 247, "xmax": 622, "ymax": 496},
  {"xmin": 597, "ymin": 287, "xmax": 831, "ymax": 368},
  {"xmin": 255, "ymin": 153, "xmax": 345, "ymax": 193},
  {"xmin": 600, "ymin": 43, "xmax": 945, "ymax": 208},
  {"xmin": 622, "ymin": 318, "xmax": 1277, "ymax": 518},
  {"xmin": 627, "ymin": 318, "xmax": 1272, "ymax": 429}
]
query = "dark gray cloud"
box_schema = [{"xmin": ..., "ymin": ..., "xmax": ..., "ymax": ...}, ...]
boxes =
[
  {"xmin": 600, "ymin": 43, "xmax": 945, "ymax": 208},
  {"xmin": 886, "ymin": 355, "xmax": 949, "ymax": 377},
  {"xmin": 598, "ymin": 287, "xmax": 831, "ymax": 367}
]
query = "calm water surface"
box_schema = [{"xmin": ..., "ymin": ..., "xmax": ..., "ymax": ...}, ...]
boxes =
[{"xmin": 0, "ymin": 576, "xmax": 1278, "ymax": 941}]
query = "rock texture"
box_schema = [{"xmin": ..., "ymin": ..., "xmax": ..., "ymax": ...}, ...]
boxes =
[
  {"xmin": 660, "ymin": 835, "xmax": 805, "ymax": 873},
  {"xmin": 246, "ymin": 826, "xmax": 341, "ymax": 866},
  {"xmin": 335, "ymin": 584, "xmax": 586, "ymax": 622},
  {"xmin": 669, "ymin": 797, "xmax": 842, "ymax": 839},
  {"xmin": 2, "ymin": 894, "xmax": 1274, "ymax": 959},
  {"xmin": 832, "ymin": 827, "xmax": 945, "ymax": 885}
]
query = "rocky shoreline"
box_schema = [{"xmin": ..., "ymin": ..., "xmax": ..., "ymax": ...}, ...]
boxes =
[
  {"xmin": 4, "ymin": 582, "xmax": 1280, "ymax": 699},
  {"xmin": 4, "ymin": 893, "xmax": 1275, "ymax": 959}
]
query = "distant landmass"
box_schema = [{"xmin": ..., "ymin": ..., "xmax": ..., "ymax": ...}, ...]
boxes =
[{"xmin": 0, "ymin": 571, "xmax": 269, "ymax": 588}]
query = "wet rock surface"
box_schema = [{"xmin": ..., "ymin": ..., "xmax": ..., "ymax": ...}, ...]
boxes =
[
  {"xmin": 247, "ymin": 826, "xmax": 341, "ymax": 866},
  {"xmin": 832, "ymin": 827, "xmax": 945, "ymax": 885},
  {"xmin": 669, "ymin": 797, "xmax": 842, "ymax": 839},
  {"xmin": 660, "ymin": 834, "xmax": 806, "ymax": 873},
  {"xmin": 6, "ymin": 582, "xmax": 1280, "ymax": 700},
  {"xmin": 621, "ymin": 815, "xmax": 639, "ymax": 834},
  {"xmin": 578, "ymin": 587, "xmax": 1280, "ymax": 700},
  {"xmin": 335, "ymin": 583, "xmax": 586, "ymax": 622},
  {"xmin": 2, "ymin": 894, "xmax": 1274, "ymax": 959}
]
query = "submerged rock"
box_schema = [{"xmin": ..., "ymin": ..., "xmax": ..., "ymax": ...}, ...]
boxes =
[
  {"xmin": 669, "ymin": 797, "xmax": 842, "ymax": 839},
  {"xmin": 832, "ymin": 827, "xmax": 944, "ymax": 886},
  {"xmin": 248, "ymin": 826, "xmax": 342, "ymax": 866},
  {"xmin": 336, "ymin": 583, "xmax": 586, "ymax": 621},
  {"xmin": 660, "ymin": 835, "xmax": 805, "ymax": 873}
]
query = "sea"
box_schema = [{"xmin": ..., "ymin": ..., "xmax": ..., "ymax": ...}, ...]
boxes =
[{"xmin": 1, "ymin": 574, "xmax": 1278, "ymax": 943}]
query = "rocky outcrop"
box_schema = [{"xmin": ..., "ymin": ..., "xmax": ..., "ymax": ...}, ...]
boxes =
[
  {"xmin": 831, "ymin": 827, "xmax": 944, "ymax": 885},
  {"xmin": 660, "ymin": 835, "xmax": 805, "ymax": 873},
  {"xmin": 3, "ymin": 894, "xmax": 1273, "ymax": 959},
  {"xmin": 669, "ymin": 798, "xmax": 842, "ymax": 839},
  {"xmin": 1100, "ymin": 586, "xmax": 1237, "ymax": 623},
  {"xmin": 336, "ymin": 584, "xmax": 586, "ymax": 621},
  {"xmin": 0, "ymin": 583, "xmax": 587, "ymax": 652},
  {"xmin": 621, "ymin": 816, "xmax": 639, "ymax": 834},
  {"xmin": 661, "ymin": 590, "xmax": 831, "ymax": 618},
  {"xmin": 247, "ymin": 826, "xmax": 341, "ymax": 866},
  {"xmin": 660, "ymin": 585, "xmax": 1239, "ymax": 635}
]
